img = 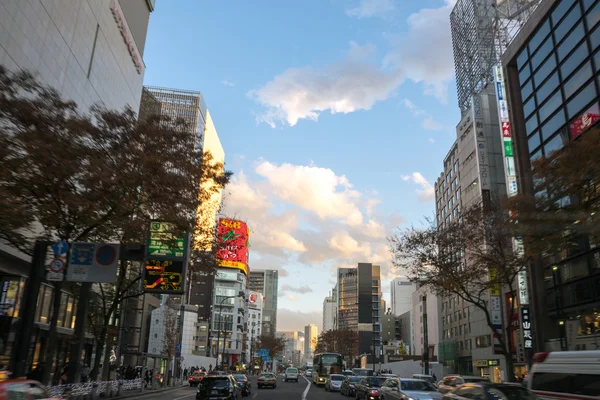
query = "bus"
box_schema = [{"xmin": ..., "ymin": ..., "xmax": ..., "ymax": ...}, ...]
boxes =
[{"xmin": 312, "ymin": 353, "xmax": 343, "ymax": 386}]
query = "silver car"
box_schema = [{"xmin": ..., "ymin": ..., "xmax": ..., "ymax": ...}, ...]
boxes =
[
  {"xmin": 325, "ymin": 374, "xmax": 345, "ymax": 392},
  {"xmin": 379, "ymin": 378, "xmax": 441, "ymax": 400}
]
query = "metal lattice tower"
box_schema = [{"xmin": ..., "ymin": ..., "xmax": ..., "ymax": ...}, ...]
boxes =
[{"xmin": 451, "ymin": 0, "xmax": 543, "ymax": 115}]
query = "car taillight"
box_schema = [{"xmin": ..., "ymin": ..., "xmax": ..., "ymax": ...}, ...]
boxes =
[
  {"xmin": 370, "ymin": 389, "xmax": 379, "ymax": 395},
  {"xmin": 533, "ymin": 352, "xmax": 550, "ymax": 363}
]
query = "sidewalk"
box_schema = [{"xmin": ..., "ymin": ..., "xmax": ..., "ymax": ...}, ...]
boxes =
[{"xmin": 116, "ymin": 382, "xmax": 190, "ymax": 400}]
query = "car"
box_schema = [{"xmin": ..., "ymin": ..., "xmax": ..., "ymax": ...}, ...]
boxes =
[
  {"xmin": 196, "ymin": 375, "xmax": 241, "ymax": 400},
  {"xmin": 284, "ymin": 367, "xmax": 299, "ymax": 382},
  {"xmin": 437, "ymin": 375, "xmax": 490, "ymax": 394},
  {"xmin": 442, "ymin": 382, "xmax": 535, "ymax": 400},
  {"xmin": 325, "ymin": 374, "xmax": 345, "ymax": 391},
  {"xmin": 233, "ymin": 374, "xmax": 251, "ymax": 397},
  {"xmin": 343, "ymin": 370, "xmax": 355, "ymax": 376},
  {"xmin": 257, "ymin": 373, "xmax": 277, "ymax": 389},
  {"xmin": 305, "ymin": 369, "xmax": 313, "ymax": 377},
  {"xmin": 340, "ymin": 376, "xmax": 362, "ymax": 397},
  {"xmin": 353, "ymin": 376, "xmax": 388, "ymax": 400},
  {"xmin": 189, "ymin": 372, "xmax": 205, "ymax": 386},
  {"xmin": 379, "ymin": 378, "xmax": 441, "ymax": 400}
]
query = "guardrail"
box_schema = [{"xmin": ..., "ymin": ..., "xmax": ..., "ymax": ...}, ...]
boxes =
[{"xmin": 46, "ymin": 378, "xmax": 145, "ymax": 399}]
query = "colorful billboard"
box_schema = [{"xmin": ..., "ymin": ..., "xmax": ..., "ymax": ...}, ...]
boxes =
[{"xmin": 216, "ymin": 218, "xmax": 249, "ymax": 275}]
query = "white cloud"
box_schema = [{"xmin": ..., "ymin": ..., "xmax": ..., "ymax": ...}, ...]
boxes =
[
  {"xmin": 346, "ymin": 0, "xmax": 396, "ymax": 18},
  {"xmin": 428, "ymin": 137, "xmax": 435, "ymax": 143},
  {"xmin": 383, "ymin": 1, "xmax": 456, "ymax": 103},
  {"xmin": 249, "ymin": 42, "xmax": 404, "ymax": 127},
  {"xmin": 278, "ymin": 308, "xmax": 323, "ymax": 332},
  {"xmin": 402, "ymin": 98, "xmax": 443, "ymax": 131},
  {"xmin": 279, "ymin": 284, "xmax": 313, "ymax": 296},
  {"xmin": 221, "ymin": 80, "xmax": 235, "ymax": 87},
  {"xmin": 288, "ymin": 294, "xmax": 297, "ymax": 302},
  {"xmin": 403, "ymin": 172, "xmax": 435, "ymax": 202}
]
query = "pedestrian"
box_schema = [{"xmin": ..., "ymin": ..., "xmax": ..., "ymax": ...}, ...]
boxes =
[
  {"xmin": 183, "ymin": 368, "xmax": 188, "ymax": 379},
  {"xmin": 432, "ymin": 373, "xmax": 437, "ymax": 381}
]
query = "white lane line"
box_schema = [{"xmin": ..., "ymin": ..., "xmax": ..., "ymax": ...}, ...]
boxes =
[
  {"xmin": 172, "ymin": 394, "xmax": 196, "ymax": 400},
  {"xmin": 302, "ymin": 376, "xmax": 311, "ymax": 400},
  {"xmin": 252, "ymin": 393, "xmax": 257, "ymax": 399}
]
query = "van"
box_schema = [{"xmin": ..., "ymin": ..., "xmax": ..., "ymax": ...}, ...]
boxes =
[{"xmin": 528, "ymin": 350, "xmax": 600, "ymax": 399}]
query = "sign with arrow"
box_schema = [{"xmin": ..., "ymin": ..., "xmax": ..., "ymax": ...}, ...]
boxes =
[{"xmin": 143, "ymin": 259, "xmax": 184, "ymax": 293}]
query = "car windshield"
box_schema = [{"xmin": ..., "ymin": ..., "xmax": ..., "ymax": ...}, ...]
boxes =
[
  {"xmin": 488, "ymin": 386, "xmax": 536, "ymax": 400},
  {"xmin": 349, "ymin": 377, "xmax": 362, "ymax": 383},
  {"xmin": 331, "ymin": 375, "xmax": 344, "ymax": 381},
  {"xmin": 234, "ymin": 375, "xmax": 246, "ymax": 381},
  {"xmin": 199, "ymin": 378, "xmax": 230, "ymax": 389},
  {"xmin": 465, "ymin": 377, "xmax": 490, "ymax": 383},
  {"xmin": 401, "ymin": 381, "xmax": 436, "ymax": 391},
  {"xmin": 287, "ymin": 368, "xmax": 298, "ymax": 373},
  {"xmin": 366, "ymin": 377, "xmax": 388, "ymax": 387},
  {"xmin": 260, "ymin": 374, "xmax": 274, "ymax": 379}
]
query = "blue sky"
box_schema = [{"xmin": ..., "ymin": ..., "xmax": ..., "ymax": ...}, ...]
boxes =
[{"xmin": 143, "ymin": 0, "xmax": 460, "ymax": 332}]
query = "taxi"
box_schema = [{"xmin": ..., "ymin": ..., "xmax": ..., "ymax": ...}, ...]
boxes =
[{"xmin": 0, "ymin": 378, "xmax": 61, "ymax": 400}]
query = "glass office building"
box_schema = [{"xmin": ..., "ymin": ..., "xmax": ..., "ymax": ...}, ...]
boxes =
[{"xmin": 503, "ymin": 0, "xmax": 600, "ymax": 351}]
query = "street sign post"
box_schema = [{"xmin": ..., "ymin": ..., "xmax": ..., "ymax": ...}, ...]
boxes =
[
  {"xmin": 52, "ymin": 241, "xmax": 68, "ymax": 256},
  {"xmin": 147, "ymin": 221, "xmax": 186, "ymax": 258},
  {"xmin": 67, "ymin": 243, "xmax": 120, "ymax": 283}
]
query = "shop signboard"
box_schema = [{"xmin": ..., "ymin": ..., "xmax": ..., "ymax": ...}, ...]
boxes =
[{"xmin": 521, "ymin": 306, "xmax": 533, "ymax": 349}]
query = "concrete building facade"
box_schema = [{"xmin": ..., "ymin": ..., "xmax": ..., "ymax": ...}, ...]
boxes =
[
  {"xmin": 390, "ymin": 277, "xmax": 415, "ymax": 317},
  {"xmin": 411, "ymin": 286, "xmax": 441, "ymax": 359},
  {"xmin": 304, "ymin": 324, "xmax": 319, "ymax": 364},
  {"xmin": 323, "ymin": 296, "xmax": 336, "ymax": 332},
  {"xmin": 245, "ymin": 291, "xmax": 263, "ymax": 364}
]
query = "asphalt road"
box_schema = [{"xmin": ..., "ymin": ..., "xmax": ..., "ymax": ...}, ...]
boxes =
[{"xmin": 148, "ymin": 375, "xmax": 350, "ymax": 400}]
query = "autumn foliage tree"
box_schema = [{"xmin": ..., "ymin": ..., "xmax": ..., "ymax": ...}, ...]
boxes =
[
  {"xmin": 314, "ymin": 329, "xmax": 359, "ymax": 364},
  {"xmin": 389, "ymin": 198, "xmax": 528, "ymax": 381},
  {"xmin": 0, "ymin": 66, "xmax": 231, "ymax": 380}
]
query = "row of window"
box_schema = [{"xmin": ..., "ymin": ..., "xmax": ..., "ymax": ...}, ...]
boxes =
[
  {"xmin": 442, "ymin": 324, "xmax": 471, "ymax": 339},
  {"xmin": 442, "ymin": 308, "xmax": 471, "ymax": 325}
]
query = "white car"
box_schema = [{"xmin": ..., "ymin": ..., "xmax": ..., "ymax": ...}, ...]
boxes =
[
  {"xmin": 305, "ymin": 369, "xmax": 312, "ymax": 377},
  {"xmin": 284, "ymin": 367, "xmax": 299, "ymax": 382}
]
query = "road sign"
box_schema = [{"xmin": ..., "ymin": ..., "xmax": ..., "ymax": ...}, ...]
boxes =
[
  {"xmin": 176, "ymin": 343, "xmax": 182, "ymax": 351},
  {"xmin": 52, "ymin": 241, "xmax": 68, "ymax": 256},
  {"xmin": 175, "ymin": 351, "xmax": 181, "ymax": 358},
  {"xmin": 46, "ymin": 271, "xmax": 64, "ymax": 281},
  {"xmin": 262, "ymin": 356, "xmax": 271, "ymax": 361},
  {"xmin": 143, "ymin": 258, "xmax": 185, "ymax": 294},
  {"xmin": 67, "ymin": 243, "xmax": 120, "ymax": 283},
  {"xmin": 147, "ymin": 221, "xmax": 186, "ymax": 258},
  {"xmin": 49, "ymin": 258, "xmax": 65, "ymax": 273},
  {"xmin": 257, "ymin": 349, "xmax": 269, "ymax": 357}
]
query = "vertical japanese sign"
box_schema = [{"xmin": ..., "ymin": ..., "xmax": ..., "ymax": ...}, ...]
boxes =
[
  {"xmin": 143, "ymin": 221, "xmax": 189, "ymax": 294},
  {"xmin": 473, "ymin": 98, "xmax": 491, "ymax": 191},
  {"xmin": 216, "ymin": 218, "xmax": 250, "ymax": 275},
  {"xmin": 521, "ymin": 307, "xmax": 533, "ymax": 349}
]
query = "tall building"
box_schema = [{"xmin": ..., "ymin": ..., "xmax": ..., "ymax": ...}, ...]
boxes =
[
  {"xmin": 390, "ymin": 277, "xmax": 415, "ymax": 316},
  {"xmin": 502, "ymin": 0, "xmax": 600, "ymax": 352},
  {"xmin": 450, "ymin": 0, "xmax": 542, "ymax": 115},
  {"xmin": 0, "ymin": 0, "xmax": 155, "ymax": 372},
  {"xmin": 304, "ymin": 324, "xmax": 319, "ymax": 364},
  {"xmin": 245, "ymin": 291, "xmax": 263, "ymax": 364},
  {"xmin": 357, "ymin": 263, "xmax": 382, "ymax": 364},
  {"xmin": 412, "ymin": 286, "xmax": 441, "ymax": 360},
  {"xmin": 337, "ymin": 268, "xmax": 358, "ymax": 331},
  {"xmin": 323, "ymin": 296, "xmax": 336, "ymax": 332},
  {"xmin": 249, "ymin": 270, "xmax": 279, "ymax": 335},
  {"xmin": 277, "ymin": 331, "xmax": 300, "ymax": 366}
]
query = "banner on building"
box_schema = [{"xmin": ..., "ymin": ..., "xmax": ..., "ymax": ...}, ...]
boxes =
[{"xmin": 216, "ymin": 218, "xmax": 250, "ymax": 275}]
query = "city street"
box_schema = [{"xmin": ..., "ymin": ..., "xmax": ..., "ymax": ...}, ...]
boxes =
[{"xmin": 150, "ymin": 376, "xmax": 348, "ymax": 400}]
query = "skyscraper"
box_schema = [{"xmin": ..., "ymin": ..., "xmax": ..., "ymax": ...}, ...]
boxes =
[
  {"xmin": 357, "ymin": 263, "xmax": 382, "ymax": 364},
  {"xmin": 337, "ymin": 268, "xmax": 358, "ymax": 331},
  {"xmin": 322, "ymin": 297, "xmax": 336, "ymax": 332},
  {"xmin": 304, "ymin": 324, "xmax": 319, "ymax": 364},
  {"xmin": 249, "ymin": 270, "xmax": 279, "ymax": 335},
  {"xmin": 390, "ymin": 277, "xmax": 415, "ymax": 316}
]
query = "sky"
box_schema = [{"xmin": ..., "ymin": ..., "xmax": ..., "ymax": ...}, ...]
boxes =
[{"xmin": 142, "ymin": 0, "xmax": 461, "ymax": 332}]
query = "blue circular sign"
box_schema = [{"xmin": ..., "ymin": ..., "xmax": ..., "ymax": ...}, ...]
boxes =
[{"xmin": 96, "ymin": 245, "xmax": 117, "ymax": 266}]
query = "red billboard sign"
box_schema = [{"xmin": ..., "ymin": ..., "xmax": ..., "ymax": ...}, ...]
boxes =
[
  {"xmin": 502, "ymin": 122, "xmax": 511, "ymax": 138},
  {"xmin": 570, "ymin": 103, "xmax": 600, "ymax": 139},
  {"xmin": 216, "ymin": 218, "xmax": 249, "ymax": 275}
]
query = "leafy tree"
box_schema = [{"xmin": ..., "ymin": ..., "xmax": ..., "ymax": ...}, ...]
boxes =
[
  {"xmin": 0, "ymin": 66, "xmax": 231, "ymax": 380},
  {"xmin": 255, "ymin": 334, "xmax": 286, "ymax": 360},
  {"xmin": 397, "ymin": 340, "xmax": 408, "ymax": 355},
  {"xmin": 389, "ymin": 198, "xmax": 528, "ymax": 381},
  {"xmin": 314, "ymin": 329, "xmax": 358, "ymax": 364}
]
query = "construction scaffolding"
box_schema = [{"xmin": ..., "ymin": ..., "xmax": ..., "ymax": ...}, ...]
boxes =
[{"xmin": 450, "ymin": 0, "xmax": 543, "ymax": 115}]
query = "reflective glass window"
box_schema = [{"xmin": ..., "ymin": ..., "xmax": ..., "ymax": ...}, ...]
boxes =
[
  {"xmin": 567, "ymin": 81, "xmax": 597, "ymax": 118},
  {"xmin": 529, "ymin": 20, "xmax": 551, "ymax": 53},
  {"xmin": 540, "ymin": 108, "xmax": 566, "ymax": 141},
  {"xmin": 536, "ymin": 72, "xmax": 559, "ymax": 103},
  {"xmin": 552, "ymin": 0, "xmax": 578, "ymax": 24},
  {"xmin": 532, "ymin": 37, "xmax": 554, "ymax": 70},
  {"xmin": 594, "ymin": 49, "xmax": 600, "ymax": 70},
  {"xmin": 524, "ymin": 96, "xmax": 537, "ymax": 118},
  {"xmin": 521, "ymin": 79, "xmax": 534, "ymax": 100},
  {"xmin": 531, "ymin": 148, "xmax": 543, "ymax": 161},
  {"xmin": 564, "ymin": 61, "xmax": 593, "ymax": 99},
  {"xmin": 558, "ymin": 22, "xmax": 585, "ymax": 61},
  {"xmin": 560, "ymin": 40, "xmax": 589, "ymax": 78},
  {"xmin": 591, "ymin": 23, "xmax": 600, "ymax": 50},
  {"xmin": 539, "ymin": 90, "xmax": 563, "ymax": 122},
  {"xmin": 583, "ymin": 0, "xmax": 597, "ymax": 11},
  {"xmin": 517, "ymin": 49, "xmax": 529, "ymax": 71},
  {"xmin": 587, "ymin": 0, "xmax": 600, "ymax": 29},
  {"xmin": 554, "ymin": 4, "xmax": 582, "ymax": 44},
  {"xmin": 534, "ymin": 54, "xmax": 557, "ymax": 86},
  {"xmin": 519, "ymin": 63, "xmax": 532, "ymax": 83},
  {"xmin": 544, "ymin": 131, "xmax": 566, "ymax": 155},
  {"xmin": 526, "ymin": 114, "xmax": 539, "ymax": 136},
  {"xmin": 528, "ymin": 132, "xmax": 541, "ymax": 152}
]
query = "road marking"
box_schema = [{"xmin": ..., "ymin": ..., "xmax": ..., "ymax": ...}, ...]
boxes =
[
  {"xmin": 302, "ymin": 376, "xmax": 311, "ymax": 400},
  {"xmin": 252, "ymin": 393, "xmax": 257, "ymax": 399},
  {"xmin": 172, "ymin": 394, "xmax": 196, "ymax": 400}
]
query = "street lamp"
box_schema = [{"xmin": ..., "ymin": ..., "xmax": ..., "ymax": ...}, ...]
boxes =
[{"xmin": 215, "ymin": 290, "xmax": 245, "ymax": 369}]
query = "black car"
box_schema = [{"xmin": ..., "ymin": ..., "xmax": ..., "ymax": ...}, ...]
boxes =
[
  {"xmin": 442, "ymin": 382, "xmax": 535, "ymax": 400},
  {"xmin": 196, "ymin": 376, "xmax": 241, "ymax": 400},
  {"xmin": 233, "ymin": 374, "xmax": 251, "ymax": 397},
  {"xmin": 354, "ymin": 376, "xmax": 388, "ymax": 400},
  {"xmin": 340, "ymin": 376, "xmax": 362, "ymax": 396}
]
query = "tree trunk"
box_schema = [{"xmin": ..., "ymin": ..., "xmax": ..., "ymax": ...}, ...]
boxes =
[
  {"xmin": 101, "ymin": 339, "xmax": 112, "ymax": 381},
  {"xmin": 41, "ymin": 282, "xmax": 63, "ymax": 385},
  {"xmin": 90, "ymin": 325, "xmax": 108, "ymax": 380}
]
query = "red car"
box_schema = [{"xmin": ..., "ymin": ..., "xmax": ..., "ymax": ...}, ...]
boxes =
[
  {"xmin": 257, "ymin": 373, "xmax": 277, "ymax": 389},
  {"xmin": 189, "ymin": 372, "xmax": 205, "ymax": 386}
]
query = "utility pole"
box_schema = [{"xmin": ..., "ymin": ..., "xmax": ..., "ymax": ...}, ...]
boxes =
[{"xmin": 422, "ymin": 295, "xmax": 430, "ymax": 375}]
